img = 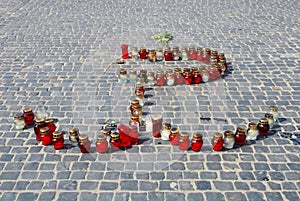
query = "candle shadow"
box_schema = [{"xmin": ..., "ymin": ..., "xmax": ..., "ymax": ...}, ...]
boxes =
[
  {"xmin": 144, "ymin": 94, "xmax": 153, "ymax": 98},
  {"xmin": 138, "ymin": 137, "xmax": 151, "ymax": 145},
  {"xmin": 144, "ymin": 101, "xmax": 154, "ymax": 106}
]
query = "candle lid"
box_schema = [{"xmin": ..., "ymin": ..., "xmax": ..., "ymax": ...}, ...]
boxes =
[
  {"xmin": 69, "ymin": 127, "xmax": 79, "ymax": 136},
  {"xmin": 193, "ymin": 133, "xmax": 203, "ymax": 140},
  {"xmin": 119, "ymin": 69, "xmax": 127, "ymax": 75},
  {"xmin": 110, "ymin": 132, "xmax": 120, "ymax": 139},
  {"xmin": 259, "ymin": 118, "xmax": 269, "ymax": 124},
  {"xmin": 135, "ymin": 91, "xmax": 144, "ymax": 99},
  {"xmin": 40, "ymin": 127, "xmax": 50, "ymax": 134},
  {"xmin": 35, "ymin": 118, "xmax": 45, "ymax": 125},
  {"xmin": 269, "ymin": 106, "xmax": 278, "ymax": 112},
  {"xmin": 23, "ymin": 108, "xmax": 33, "ymax": 113},
  {"xmin": 180, "ymin": 132, "xmax": 189, "ymax": 139},
  {"xmin": 236, "ymin": 127, "xmax": 246, "ymax": 135},
  {"xmin": 248, "ymin": 122, "xmax": 257, "ymax": 129},
  {"xmin": 151, "ymin": 114, "xmax": 162, "ymax": 121},
  {"xmin": 78, "ymin": 134, "xmax": 89, "ymax": 142},
  {"xmin": 265, "ymin": 113, "xmax": 273, "ymax": 119},
  {"xmin": 130, "ymin": 99, "xmax": 139, "ymax": 105},
  {"xmin": 101, "ymin": 127, "xmax": 111, "ymax": 136},
  {"xmin": 170, "ymin": 127, "xmax": 179, "ymax": 134},
  {"xmin": 213, "ymin": 132, "xmax": 223, "ymax": 140},
  {"xmin": 44, "ymin": 118, "xmax": 54, "ymax": 124},
  {"xmin": 130, "ymin": 115, "xmax": 140, "ymax": 121},
  {"xmin": 129, "ymin": 69, "xmax": 137, "ymax": 74},
  {"xmin": 14, "ymin": 113, "xmax": 23, "ymax": 120},
  {"xmin": 147, "ymin": 71, "xmax": 154, "ymax": 76},
  {"xmin": 224, "ymin": 130, "xmax": 234, "ymax": 138},
  {"xmin": 53, "ymin": 131, "xmax": 63, "ymax": 138},
  {"xmin": 97, "ymin": 135, "xmax": 107, "ymax": 142},
  {"xmin": 163, "ymin": 123, "xmax": 171, "ymax": 130}
]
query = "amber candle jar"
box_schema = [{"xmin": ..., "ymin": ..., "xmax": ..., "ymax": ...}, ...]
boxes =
[
  {"xmin": 269, "ymin": 106, "xmax": 279, "ymax": 122},
  {"xmin": 247, "ymin": 122, "xmax": 258, "ymax": 140},
  {"xmin": 234, "ymin": 127, "xmax": 246, "ymax": 146},
  {"xmin": 169, "ymin": 127, "xmax": 180, "ymax": 146},
  {"xmin": 45, "ymin": 118, "xmax": 56, "ymax": 134},
  {"xmin": 211, "ymin": 132, "xmax": 224, "ymax": 151},
  {"xmin": 40, "ymin": 127, "xmax": 52, "ymax": 146},
  {"xmin": 258, "ymin": 118, "xmax": 269, "ymax": 137},
  {"xmin": 52, "ymin": 131, "xmax": 64, "ymax": 150},
  {"xmin": 139, "ymin": 48, "xmax": 148, "ymax": 59},
  {"xmin": 175, "ymin": 71, "xmax": 185, "ymax": 85},
  {"xmin": 265, "ymin": 113, "xmax": 274, "ymax": 129},
  {"xmin": 179, "ymin": 132, "xmax": 190, "ymax": 151},
  {"xmin": 34, "ymin": 119, "xmax": 45, "ymax": 141},
  {"xmin": 156, "ymin": 71, "xmax": 165, "ymax": 86},
  {"xmin": 23, "ymin": 108, "xmax": 35, "ymax": 126},
  {"xmin": 14, "ymin": 113, "xmax": 25, "ymax": 130},
  {"xmin": 132, "ymin": 104, "xmax": 142, "ymax": 123},
  {"xmin": 118, "ymin": 124, "xmax": 131, "ymax": 148},
  {"xmin": 96, "ymin": 135, "xmax": 108, "ymax": 153},
  {"xmin": 69, "ymin": 127, "xmax": 79, "ymax": 147},
  {"xmin": 110, "ymin": 132, "xmax": 121, "ymax": 151},
  {"xmin": 151, "ymin": 114, "xmax": 163, "ymax": 138},
  {"xmin": 78, "ymin": 134, "xmax": 91, "ymax": 153},
  {"xmin": 191, "ymin": 133, "xmax": 203, "ymax": 152},
  {"xmin": 135, "ymin": 91, "xmax": 144, "ymax": 107},
  {"xmin": 148, "ymin": 49, "xmax": 156, "ymax": 62},
  {"xmin": 188, "ymin": 46, "xmax": 197, "ymax": 60},
  {"xmin": 223, "ymin": 130, "xmax": 235, "ymax": 149}
]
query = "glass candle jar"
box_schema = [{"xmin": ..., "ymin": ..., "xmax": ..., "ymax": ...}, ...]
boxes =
[
  {"xmin": 211, "ymin": 50, "xmax": 219, "ymax": 61},
  {"xmin": 78, "ymin": 134, "xmax": 91, "ymax": 153},
  {"xmin": 132, "ymin": 104, "xmax": 142, "ymax": 123},
  {"xmin": 269, "ymin": 106, "xmax": 279, "ymax": 122},
  {"xmin": 40, "ymin": 127, "xmax": 52, "ymax": 146},
  {"xmin": 265, "ymin": 113, "xmax": 274, "ymax": 129},
  {"xmin": 184, "ymin": 71, "xmax": 193, "ymax": 85},
  {"xmin": 211, "ymin": 132, "xmax": 224, "ymax": 151},
  {"xmin": 131, "ymin": 47, "xmax": 139, "ymax": 59},
  {"xmin": 208, "ymin": 67, "xmax": 220, "ymax": 81},
  {"xmin": 96, "ymin": 135, "xmax": 108, "ymax": 153},
  {"xmin": 14, "ymin": 113, "xmax": 25, "ymax": 130},
  {"xmin": 197, "ymin": 47, "xmax": 203, "ymax": 61},
  {"xmin": 129, "ymin": 69, "xmax": 137, "ymax": 84},
  {"xmin": 166, "ymin": 72, "xmax": 175, "ymax": 86},
  {"xmin": 219, "ymin": 59, "xmax": 227, "ymax": 73},
  {"xmin": 199, "ymin": 67, "xmax": 209, "ymax": 83},
  {"xmin": 203, "ymin": 48, "xmax": 211, "ymax": 63},
  {"xmin": 45, "ymin": 118, "xmax": 56, "ymax": 134},
  {"xmin": 135, "ymin": 91, "xmax": 144, "ymax": 107},
  {"xmin": 148, "ymin": 49, "xmax": 156, "ymax": 62},
  {"xmin": 139, "ymin": 69, "xmax": 148, "ymax": 82},
  {"xmin": 52, "ymin": 131, "xmax": 64, "ymax": 150},
  {"xmin": 193, "ymin": 70, "xmax": 202, "ymax": 84},
  {"xmin": 191, "ymin": 133, "xmax": 203, "ymax": 152},
  {"xmin": 169, "ymin": 127, "xmax": 180, "ymax": 146},
  {"xmin": 35, "ymin": 104, "xmax": 47, "ymax": 120},
  {"xmin": 164, "ymin": 48, "xmax": 173, "ymax": 61},
  {"xmin": 23, "ymin": 108, "xmax": 35, "ymax": 126},
  {"xmin": 110, "ymin": 132, "xmax": 121, "ymax": 151},
  {"xmin": 219, "ymin": 52, "xmax": 226, "ymax": 60},
  {"xmin": 234, "ymin": 127, "xmax": 247, "ymax": 146},
  {"xmin": 175, "ymin": 71, "xmax": 185, "ymax": 85},
  {"xmin": 139, "ymin": 48, "xmax": 148, "ymax": 59},
  {"xmin": 161, "ymin": 123, "xmax": 171, "ymax": 141},
  {"xmin": 172, "ymin": 46, "xmax": 182, "ymax": 61},
  {"xmin": 135, "ymin": 83, "xmax": 145, "ymax": 95},
  {"xmin": 118, "ymin": 124, "xmax": 131, "ymax": 148},
  {"xmin": 128, "ymin": 125, "xmax": 139, "ymax": 145},
  {"xmin": 121, "ymin": 44, "xmax": 130, "ymax": 59},
  {"xmin": 129, "ymin": 115, "xmax": 141, "ymax": 128},
  {"xmin": 156, "ymin": 71, "xmax": 165, "ymax": 86},
  {"xmin": 223, "ymin": 130, "xmax": 235, "ymax": 149},
  {"xmin": 130, "ymin": 99, "xmax": 140, "ymax": 115},
  {"xmin": 69, "ymin": 127, "xmax": 79, "ymax": 147},
  {"xmin": 258, "ymin": 118, "xmax": 269, "ymax": 137},
  {"xmin": 34, "ymin": 119, "xmax": 45, "ymax": 141},
  {"xmin": 188, "ymin": 46, "xmax": 197, "ymax": 60},
  {"xmin": 151, "ymin": 114, "xmax": 163, "ymax": 138},
  {"xmin": 145, "ymin": 115, "xmax": 153, "ymax": 133},
  {"xmin": 247, "ymin": 122, "xmax": 258, "ymax": 140},
  {"xmin": 156, "ymin": 48, "xmax": 163, "ymax": 61},
  {"xmin": 181, "ymin": 48, "xmax": 188, "ymax": 61},
  {"xmin": 147, "ymin": 72, "xmax": 155, "ymax": 86},
  {"xmin": 179, "ymin": 132, "xmax": 190, "ymax": 151},
  {"xmin": 119, "ymin": 69, "xmax": 128, "ymax": 83}
]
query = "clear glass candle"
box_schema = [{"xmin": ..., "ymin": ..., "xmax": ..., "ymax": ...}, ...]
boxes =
[
  {"xmin": 156, "ymin": 48, "xmax": 164, "ymax": 61},
  {"xmin": 131, "ymin": 47, "xmax": 139, "ymax": 59},
  {"xmin": 191, "ymin": 133, "xmax": 203, "ymax": 152},
  {"xmin": 169, "ymin": 127, "xmax": 180, "ymax": 146},
  {"xmin": 14, "ymin": 113, "xmax": 25, "ymax": 130},
  {"xmin": 110, "ymin": 132, "xmax": 121, "ymax": 151},
  {"xmin": 35, "ymin": 104, "xmax": 47, "ymax": 120},
  {"xmin": 129, "ymin": 69, "xmax": 137, "ymax": 84},
  {"xmin": 119, "ymin": 69, "xmax": 128, "ymax": 83},
  {"xmin": 135, "ymin": 91, "xmax": 144, "ymax": 107},
  {"xmin": 199, "ymin": 67, "xmax": 209, "ymax": 83},
  {"xmin": 145, "ymin": 115, "xmax": 153, "ymax": 133},
  {"xmin": 52, "ymin": 131, "xmax": 64, "ymax": 150},
  {"xmin": 247, "ymin": 122, "xmax": 258, "ymax": 140},
  {"xmin": 211, "ymin": 132, "xmax": 224, "ymax": 151},
  {"xmin": 78, "ymin": 134, "xmax": 91, "ymax": 153},
  {"xmin": 34, "ymin": 119, "xmax": 45, "ymax": 141},
  {"xmin": 258, "ymin": 118, "xmax": 269, "ymax": 137},
  {"xmin": 23, "ymin": 108, "xmax": 35, "ymax": 126},
  {"xmin": 223, "ymin": 130, "xmax": 235, "ymax": 149},
  {"xmin": 181, "ymin": 48, "xmax": 188, "ymax": 61},
  {"xmin": 166, "ymin": 72, "xmax": 175, "ymax": 86},
  {"xmin": 269, "ymin": 106, "xmax": 279, "ymax": 122},
  {"xmin": 40, "ymin": 127, "xmax": 52, "ymax": 146},
  {"xmin": 179, "ymin": 132, "xmax": 190, "ymax": 151},
  {"xmin": 203, "ymin": 48, "xmax": 211, "ymax": 63},
  {"xmin": 96, "ymin": 135, "xmax": 108, "ymax": 153},
  {"xmin": 69, "ymin": 127, "xmax": 79, "ymax": 147},
  {"xmin": 161, "ymin": 123, "xmax": 171, "ymax": 141},
  {"xmin": 147, "ymin": 72, "xmax": 155, "ymax": 86},
  {"xmin": 265, "ymin": 113, "xmax": 274, "ymax": 129},
  {"xmin": 172, "ymin": 46, "xmax": 182, "ymax": 61},
  {"xmin": 152, "ymin": 114, "xmax": 163, "ymax": 138}
]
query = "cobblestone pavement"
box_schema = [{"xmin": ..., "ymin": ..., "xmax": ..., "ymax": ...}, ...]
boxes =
[{"xmin": 0, "ymin": 0, "xmax": 299, "ymax": 200}]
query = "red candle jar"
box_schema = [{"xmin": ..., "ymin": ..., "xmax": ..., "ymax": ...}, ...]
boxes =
[
  {"xmin": 40, "ymin": 127, "xmax": 52, "ymax": 146},
  {"xmin": 208, "ymin": 67, "xmax": 220, "ymax": 81},
  {"xmin": 178, "ymin": 132, "xmax": 190, "ymax": 151},
  {"xmin": 211, "ymin": 50, "xmax": 219, "ymax": 61},
  {"xmin": 45, "ymin": 118, "xmax": 56, "ymax": 134},
  {"xmin": 23, "ymin": 108, "xmax": 35, "ymax": 126},
  {"xmin": 121, "ymin": 44, "xmax": 131, "ymax": 59},
  {"xmin": 96, "ymin": 135, "xmax": 108, "ymax": 153},
  {"xmin": 78, "ymin": 134, "xmax": 91, "ymax": 153},
  {"xmin": 129, "ymin": 115, "xmax": 140, "ymax": 128},
  {"xmin": 164, "ymin": 48, "xmax": 173, "ymax": 61},
  {"xmin": 110, "ymin": 132, "xmax": 121, "ymax": 151},
  {"xmin": 156, "ymin": 71, "xmax": 165, "ymax": 86},
  {"xmin": 135, "ymin": 83, "xmax": 145, "ymax": 95},
  {"xmin": 175, "ymin": 71, "xmax": 185, "ymax": 85},
  {"xmin": 169, "ymin": 127, "xmax": 180, "ymax": 146},
  {"xmin": 211, "ymin": 132, "xmax": 224, "ymax": 151},
  {"xmin": 69, "ymin": 127, "xmax": 80, "ymax": 147},
  {"xmin": 130, "ymin": 99, "xmax": 140, "ymax": 115},
  {"xmin": 234, "ymin": 127, "xmax": 247, "ymax": 146},
  {"xmin": 184, "ymin": 71, "xmax": 193, "ymax": 85},
  {"xmin": 34, "ymin": 119, "xmax": 45, "ymax": 141},
  {"xmin": 257, "ymin": 118, "xmax": 270, "ymax": 137},
  {"xmin": 188, "ymin": 46, "xmax": 197, "ymax": 60},
  {"xmin": 151, "ymin": 114, "xmax": 163, "ymax": 138},
  {"xmin": 52, "ymin": 131, "xmax": 64, "ymax": 150},
  {"xmin": 203, "ymin": 48, "xmax": 211, "ymax": 63},
  {"xmin": 128, "ymin": 125, "xmax": 139, "ymax": 145},
  {"xmin": 118, "ymin": 124, "xmax": 131, "ymax": 148},
  {"xmin": 193, "ymin": 70, "xmax": 202, "ymax": 84},
  {"xmin": 139, "ymin": 48, "xmax": 148, "ymax": 59},
  {"xmin": 191, "ymin": 133, "xmax": 203, "ymax": 152},
  {"xmin": 197, "ymin": 47, "xmax": 203, "ymax": 61}
]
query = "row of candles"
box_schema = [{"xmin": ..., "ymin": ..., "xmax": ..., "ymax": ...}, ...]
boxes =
[{"xmin": 120, "ymin": 44, "xmax": 227, "ymax": 64}]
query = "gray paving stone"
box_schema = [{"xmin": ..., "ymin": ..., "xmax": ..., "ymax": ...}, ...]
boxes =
[
  {"xmin": 98, "ymin": 193, "xmax": 114, "ymax": 201},
  {"xmin": 16, "ymin": 192, "xmax": 38, "ymax": 201},
  {"xmin": 38, "ymin": 192, "xmax": 56, "ymax": 201},
  {"xmin": 0, "ymin": 181, "xmax": 15, "ymax": 190},
  {"xmin": 195, "ymin": 181, "xmax": 212, "ymax": 190},
  {"xmin": 0, "ymin": 171, "xmax": 20, "ymax": 180},
  {"xmin": 225, "ymin": 192, "xmax": 247, "ymax": 201},
  {"xmin": 0, "ymin": 192, "xmax": 17, "ymax": 201},
  {"xmin": 282, "ymin": 192, "xmax": 300, "ymax": 201},
  {"xmin": 57, "ymin": 192, "xmax": 78, "ymax": 201},
  {"xmin": 114, "ymin": 192, "xmax": 130, "ymax": 201},
  {"xmin": 246, "ymin": 192, "xmax": 266, "ymax": 201},
  {"xmin": 99, "ymin": 182, "xmax": 118, "ymax": 190},
  {"xmin": 131, "ymin": 193, "xmax": 148, "ymax": 201},
  {"xmin": 205, "ymin": 192, "xmax": 226, "ymax": 201}
]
